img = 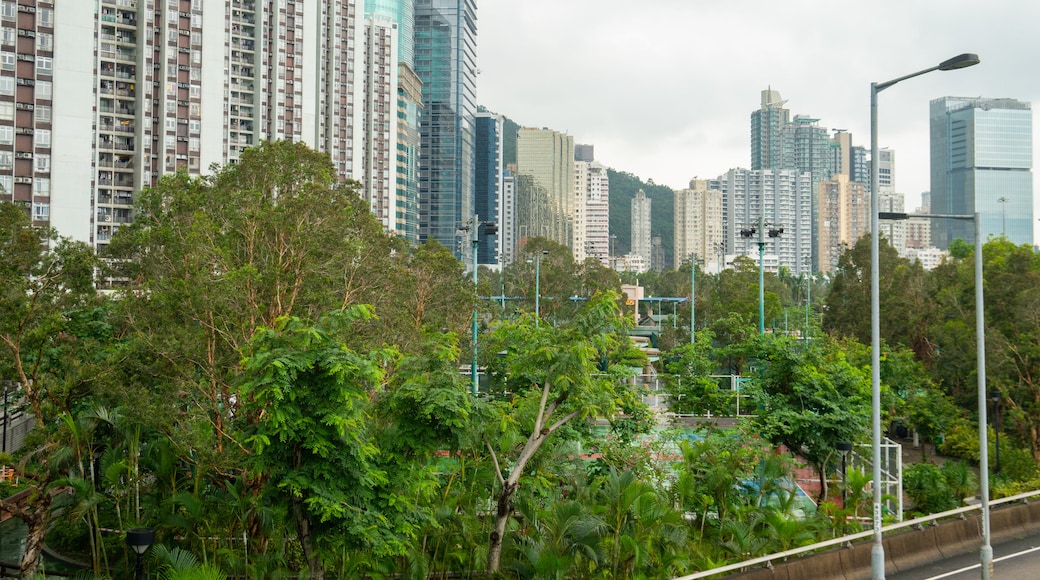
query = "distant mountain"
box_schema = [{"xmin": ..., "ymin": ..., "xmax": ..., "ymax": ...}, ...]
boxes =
[{"xmin": 607, "ymin": 169, "xmax": 674, "ymax": 268}]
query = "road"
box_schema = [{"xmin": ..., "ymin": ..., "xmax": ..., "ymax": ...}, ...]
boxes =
[{"xmin": 888, "ymin": 534, "xmax": 1040, "ymax": 579}]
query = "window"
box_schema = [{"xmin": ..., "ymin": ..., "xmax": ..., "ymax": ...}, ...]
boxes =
[
  {"xmin": 38, "ymin": 8, "xmax": 53, "ymax": 28},
  {"xmin": 35, "ymin": 32, "xmax": 52, "ymax": 51},
  {"xmin": 165, "ymin": 118, "xmax": 176, "ymax": 131},
  {"xmin": 32, "ymin": 202, "xmax": 48, "ymax": 221},
  {"xmin": 0, "ymin": 100, "xmax": 11, "ymax": 120},
  {"xmin": 32, "ymin": 177, "xmax": 49, "ymax": 196},
  {"xmin": 0, "ymin": 76, "xmax": 11, "ymax": 95},
  {"xmin": 0, "ymin": 2, "xmax": 13, "ymax": 21},
  {"xmin": 0, "ymin": 150, "xmax": 11, "ymax": 167},
  {"xmin": 35, "ymin": 56, "xmax": 52, "ymax": 75},
  {"xmin": 188, "ymin": 119, "xmax": 200, "ymax": 132},
  {"xmin": 35, "ymin": 80, "xmax": 51, "ymax": 99},
  {"xmin": 1, "ymin": 27, "xmax": 13, "ymax": 45},
  {"xmin": 0, "ymin": 125, "xmax": 11, "ymax": 144},
  {"xmin": 0, "ymin": 175, "xmax": 10, "ymax": 194},
  {"xmin": 191, "ymin": 49, "xmax": 201, "ymax": 64},
  {"xmin": 33, "ymin": 105, "xmax": 49, "ymax": 122},
  {"xmin": 34, "ymin": 153, "xmax": 48, "ymax": 172},
  {"xmin": 164, "ymin": 134, "xmax": 174, "ymax": 149},
  {"xmin": 1, "ymin": 51, "xmax": 13, "ymax": 71},
  {"xmin": 189, "ymin": 136, "xmax": 199, "ymax": 151},
  {"xmin": 34, "ymin": 128, "xmax": 49, "ymax": 147}
]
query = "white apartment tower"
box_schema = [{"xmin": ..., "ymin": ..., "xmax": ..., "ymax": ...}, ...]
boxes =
[
  {"xmin": 674, "ymin": 179, "xmax": 723, "ymax": 271},
  {"xmin": 631, "ymin": 189, "xmax": 651, "ymax": 267},
  {"xmin": 362, "ymin": 15, "xmax": 400, "ymax": 233},
  {"xmin": 573, "ymin": 157, "xmax": 609, "ymax": 265},
  {"xmin": 44, "ymin": 0, "xmax": 366, "ymax": 252},
  {"xmin": 720, "ymin": 168, "xmax": 812, "ymax": 275}
]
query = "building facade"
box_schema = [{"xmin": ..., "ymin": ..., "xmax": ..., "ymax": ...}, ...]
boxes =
[
  {"xmin": 515, "ymin": 127, "xmax": 574, "ymax": 249},
  {"xmin": 573, "ymin": 157, "xmax": 609, "ymax": 266},
  {"xmin": 673, "ymin": 179, "xmax": 723, "ymax": 271},
  {"xmin": 474, "ymin": 111, "xmax": 502, "ymax": 265},
  {"xmin": 719, "ymin": 168, "xmax": 812, "ymax": 276},
  {"xmin": 44, "ymin": 1, "xmax": 368, "ymax": 253},
  {"xmin": 930, "ymin": 96, "xmax": 1033, "ymax": 248},
  {"xmin": 414, "ymin": 0, "xmax": 477, "ymax": 255},
  {"xmin": 750, "ymin": 88, "xmax": 789, "ymax": 171},
  {"xmin": 817, "ymin": 174, "xmax": 868, "ymax": 273},
  {"xmin": 630, "ymin": 189, "xmax": 651, "ymax": 271}
]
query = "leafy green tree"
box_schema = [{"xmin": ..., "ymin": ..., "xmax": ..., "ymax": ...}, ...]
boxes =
[
  {"xmin": 662, "ymin": 331, "xmax": 730, "ymax": 416},
  {"xmin": 239, "ymin": 307, "xmax": 392, "ymax": 579},
  {"xmin": 747, "ymin": 334, "xmax": 871, "ymax": 501},
  {"xmin": 0, "ymin": 201, "xmax": 102, "ymax": 577},
  {"xmin": 479, "ymin": 291, "xmax": 645, "ymax": 573}
]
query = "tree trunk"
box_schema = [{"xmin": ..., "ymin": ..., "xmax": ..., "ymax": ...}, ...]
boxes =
[
  {"xmin": 487, "ymin": 480, "xmax": 517, "ymax": 573},
  {"xmin": 293, "ymin": 498, "xmax": 324, "ymax": 580},
  {"xmin": 816, "ymin": 462, "xmax": 829, "ymax": 504},
  {"xmin": 19, "ymin": 509, "xmax": 50, "ymax": 578}
]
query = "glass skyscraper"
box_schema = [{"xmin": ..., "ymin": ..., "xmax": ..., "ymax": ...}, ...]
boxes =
[
  {"xmin": 930, "ymin": 97, "xmax": 1033, "ymax": 248},
  {"xmin": 414, "ymin": 0, "xmax": 478, "ymax": 255},
  {"xmin": 474, "ymin": 112, "xmax": 502, "ymax": 265}
]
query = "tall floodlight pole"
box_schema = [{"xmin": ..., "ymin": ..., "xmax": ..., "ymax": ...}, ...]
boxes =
[
  {"xmin": 805, "ymin": 271, "xmax": 811, "ymax": 349},
  {"xmin": 471, "ymin": 216, "xmax": 480, "ymax": 396},
  {"xmin": 689, "ymin": 253, "xmax": 696, "ymax": 345},
  {"xmin": 757, "ymin": 215, "xmax": 765, "ymax": 334},
  {"xmin": 870, "ymin": 53, "xmax": 980, "ymax": 580}
]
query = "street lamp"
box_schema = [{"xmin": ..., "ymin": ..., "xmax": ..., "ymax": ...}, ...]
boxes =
[
  {"xmin": 688, "ymin": 253, "xmax": 697, "ymax": 345},
  {"xmin": 870, "ymin": 52, "xmax": 980, "ymax": 580},
  {"xmin": 526, "ymin": 249, "xmax": 549, "ymax": 326},
  {"xmin": 998, "ymin": 196, "xmax": 1008, "ymax": 236},
  {"xmin": 989, "ymin": 390, "xmax": 1002, "ymax": 475},
  {"xmin": 740, "ymin": 216, "xmax": 783, "ymax": 334},
  {"xmin": 837, "ymin": 441, "xmax": 854, "ymax": 507},
  {"xmin": 126, "ymin": 527, "xmax": 155, "ymax": 580}
]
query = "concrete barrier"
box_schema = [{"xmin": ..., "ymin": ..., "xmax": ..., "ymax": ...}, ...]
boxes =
[
  {"xmin": 991, "ymin": 503, "xmax": 1031, "ymax": 543},
  {"xmin": 838, "ymin": 541, "xmax": 875, "ymax": 580},
  {"xmin": 884, "ymin": 526, "xmax": 940, "ymax": 573},
  {"xmin": 934, "ymin": 515, "xmax": 981, "ymax": 560}
]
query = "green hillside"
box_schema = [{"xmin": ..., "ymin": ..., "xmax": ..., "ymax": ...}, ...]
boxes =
[{"xmin": 607, "ymin": 169, "xmax": 674, "ymax": 268}]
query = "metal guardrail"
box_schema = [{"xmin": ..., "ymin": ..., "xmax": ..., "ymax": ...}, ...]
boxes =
[{"xmin": 674, "ymin": 488, "xmax": 1040, "ymax": 580}]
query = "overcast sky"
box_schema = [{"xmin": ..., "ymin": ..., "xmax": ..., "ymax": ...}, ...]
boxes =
[{"xmin": 476, "ymin": 0, "xmax": 1040, "ymax": 239}]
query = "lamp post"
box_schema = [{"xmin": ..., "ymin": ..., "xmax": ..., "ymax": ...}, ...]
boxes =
[
  {"xmin": 527, "ymin": 249, "xmax": 549, "ymax": 326},
  {"xmin": 126, "ymin": 527, "xmax": 155, "ymax": 580},
  {"xmin": 804, "ymin": 270, "xmax": 812, "ymax": 350},
  {"xmin": 740, "ymin": 217, "xmax": 783, "ymax": 334},
  {"xmin": 689, "ymin": 253, "xmax": 696, "ymax": 345},
  {"xmin": 837, "ymin": 441, "xmax": 853, "ymax": 507},
  {"xmin": 870, "ymin": 53, "xmax": 980, "ymax": 580},
  {"xmin": 990, "ymin": 391, "xmax": 1002, "ymax": 474},
  {"xmin": 998, "ymin": 196, "xmax": 1008, "ymax": 236}
]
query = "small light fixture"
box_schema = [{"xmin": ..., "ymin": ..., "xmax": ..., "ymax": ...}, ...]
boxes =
[{"xmin": 126, "ymin": 527, "xmax": 155, "ymax": 580}]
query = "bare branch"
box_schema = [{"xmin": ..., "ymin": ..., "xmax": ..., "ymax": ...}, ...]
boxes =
[{"xmin": 484, "ymin": 438, "xmax": 505, "ymax": 485}]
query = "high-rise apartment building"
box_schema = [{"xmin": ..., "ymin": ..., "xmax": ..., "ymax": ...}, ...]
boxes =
[
  {"xmin": 630, "ymin": 189, "xmax": 651, "ymax": 270},
  {"xmin": 674, "ymin": 179, "xmax": 723, "ymax": 271},
  {"xmin": 516, "ymin": 127, "xmax": 574, "ymax": 249},
  {"xmin": 474, "ymin": 111, "xmax": 502, "ymax": 265},
  {"xmin": 414, "ymin": 0, "xmax": 477, "ymax": 255},
  {"xmin": 930, "ymin": 96, "xmax": 1033, "ymax": 248},
  {"xmin": 573, "ymin": 156, "xmax": 609, "ymax": 265},
  {"xmin": 817, "ymin": 174, "xmax": 868, "ymax": 273},
  {"xmin": 45, "ymin": 1, "xmax": 367, "ymax": 252},
  {"xmin": 751, "ymin": 89, "xmax": 789, "ymax": 171},
  {"xmin": 719, "ymin": 168, "xmax": 812, "ymax": 275},
  {"xmin": 364, "ymin": 0, "xmax": 421, "ymax": 242},
  {"xmin": 500, "ymin": 170, "xmax": 516, "ymax": 265}
]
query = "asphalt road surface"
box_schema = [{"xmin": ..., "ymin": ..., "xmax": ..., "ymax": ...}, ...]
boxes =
[{"xmin": 887, "ymin": 534, "xmax": 1040, "ymax": 579}]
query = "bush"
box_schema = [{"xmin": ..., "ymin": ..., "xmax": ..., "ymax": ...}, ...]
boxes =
[
  {"xmin": 903, "ymin": 463, "xmax": 958, "ymax": 516},
  {"xmin": 938, "ymin": 418, "xmax": 980, "ymax": 461}
]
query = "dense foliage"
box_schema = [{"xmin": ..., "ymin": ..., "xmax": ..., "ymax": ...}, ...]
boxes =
[{"xmin": 1, "ymin": 142, "xmax": 1038, "ymax": 579}]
